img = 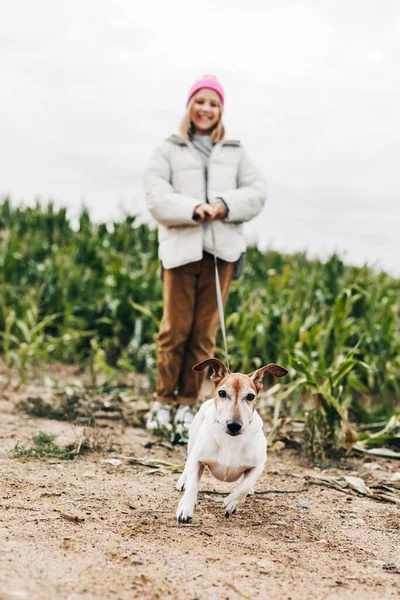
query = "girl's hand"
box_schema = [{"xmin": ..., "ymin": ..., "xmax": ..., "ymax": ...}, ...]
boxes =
[
  {"xmin": 193, "ymin": 202, "xmax": 227, "ymax": 222},
  {"xmin": 210, "ymin": 202, "xmax": 227, "ymax": 220},
  {"xmin": 193, "ymin": 203, "xmax": 215, "ymax": 222}
]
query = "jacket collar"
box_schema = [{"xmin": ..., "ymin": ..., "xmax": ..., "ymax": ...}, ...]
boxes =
[{"xmin": 167, "ymin": 134, "xmax": 241, "ymax": 147}]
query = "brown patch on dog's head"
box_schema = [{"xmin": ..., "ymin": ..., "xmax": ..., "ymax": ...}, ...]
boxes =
[{"xmin": 213, "ymin": 372, "xmax": 260, "ymax": 435}]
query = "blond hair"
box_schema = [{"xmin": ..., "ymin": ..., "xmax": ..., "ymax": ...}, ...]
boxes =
[{"xmin": 179, "ymin": 95, "xmax": 225, "ymax": 143}]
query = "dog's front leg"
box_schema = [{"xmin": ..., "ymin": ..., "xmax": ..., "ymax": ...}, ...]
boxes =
[
  {"xmin": 175, "ymin": 431, "xmax": 199, "ymax": 492},
  {"xmin": 176, "ymin": 460, "xmax": 204, "ymax": 523},
  {"xmin": 224, "ymin": 464, "xmax": 264, "ymax": 518},
  {"xmin": 176, "ymin": 404, "xmax": 208, "ymax": 492}
]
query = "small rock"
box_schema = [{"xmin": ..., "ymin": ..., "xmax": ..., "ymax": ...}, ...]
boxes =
[
  {"xmin": 258, "ymin": 559, "xmax": 275, "ymax": 572},
  {"xmin": 272, "ymin": 520, "xmax": 288, "ymax": 526},
  {"xmin": 352, "ymin": 518, "xmax": 366, "ymax": 525},
  {"xmin": 82, "ymin": 471, "xmax": 96, "ymax": 478},
  {"xmin": 390, "ymin": 472, "xmax": 400, "ymax": 482},
  {"xmin": 363, "ymin": 462, "xmax": 382, "ymax": 470},
  {"xmin": 373, "ymin": 560, "xmax": 385, "ymax": 567},
  {"xmin": 269, "ymin": 441, "xmax": 285, "ymax": 452},
  {"xmin": 58, "ymin": 510, "xmax": 85, "ymax": 523},
  {"xmin": 296, "ymin": 503, "xmax": 309, "ymax": 509},
  {"xmin": 100, "ymin": 458, "xmax": 122, "ymax": 467}
]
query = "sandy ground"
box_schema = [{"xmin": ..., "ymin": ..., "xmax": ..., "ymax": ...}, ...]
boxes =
[{"xmin": 0, "ymin": 374, "xmax": 399, "ymax": 600}]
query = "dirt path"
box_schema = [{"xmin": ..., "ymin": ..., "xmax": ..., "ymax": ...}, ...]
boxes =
[{"xmin": 0, "ymin": 382, "xmax": 399, "ymax": 600}]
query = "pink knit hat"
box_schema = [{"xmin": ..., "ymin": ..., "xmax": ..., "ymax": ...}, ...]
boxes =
[{"xmin": 187, "ymin": 75, "xmax": 224, "ymax": 106}]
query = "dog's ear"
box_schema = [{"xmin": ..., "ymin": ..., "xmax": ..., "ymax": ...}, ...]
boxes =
[
  {"xmin": 193, "ymin": 358, "xmax": 230, "ymax": 385},
  {"xmin": 248, "ymin": 363, "xmax": 288, "ymax": 392}
]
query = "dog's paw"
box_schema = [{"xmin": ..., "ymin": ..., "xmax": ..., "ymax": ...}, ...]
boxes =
[
  {"xmin": 175, "ymin": 473, "xmax": 186, "ymax": 492},
  {"xmin": 223, "ymin": 493, "xmax": 243, "ymax": 518},
  {"xmin": 176, "ymin": 497, "xmax": 194, "ymax": 524}
]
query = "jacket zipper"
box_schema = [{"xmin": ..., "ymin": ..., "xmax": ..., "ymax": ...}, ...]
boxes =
[{"xmin": 204, "ymin": 165, "xmax": 209, "ymax": 204}]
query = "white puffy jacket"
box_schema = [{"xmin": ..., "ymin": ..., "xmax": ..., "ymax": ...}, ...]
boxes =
[{"xmin": 144, "ymin": 135, "xmax": 266, "ymax": 269}]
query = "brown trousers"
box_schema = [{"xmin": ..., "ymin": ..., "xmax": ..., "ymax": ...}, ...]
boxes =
[{"xmin": 156, "ymin": 253, "xmax": 234, "ymax": 406}]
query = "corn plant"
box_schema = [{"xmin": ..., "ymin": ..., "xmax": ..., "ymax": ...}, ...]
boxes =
[{"xmin": 0, "ymin": 302, "xmax": 60, "ymax": 382}]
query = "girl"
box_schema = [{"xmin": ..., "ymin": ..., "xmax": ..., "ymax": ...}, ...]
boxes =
[{"xmin": 144, "ymin": 75, "xmax": 265, "ymax": 433}]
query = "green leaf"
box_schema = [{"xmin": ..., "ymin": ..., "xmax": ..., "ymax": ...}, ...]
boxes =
[
  {"xmin": 319, "ymin": 386, "xmax": 346, "ymax": 419},
  {"xmin": 275, "ymin": 377, "xmax": 307, "ymax": 402},
  {"xmin": 129, "ymin": 300, "xmax": 160, "ymax": 328},
  {"xmin": 331, "ymin": 359, "xmax": 357, "ymax": 388},
  {"xmin": 289, "ymin": 354, "xmax": 318, "ymax": 387}
]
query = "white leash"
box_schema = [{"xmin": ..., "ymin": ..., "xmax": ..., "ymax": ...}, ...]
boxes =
[{"xmin": 209, "ymin": 221, "xmax": 230, "ymax": 370}]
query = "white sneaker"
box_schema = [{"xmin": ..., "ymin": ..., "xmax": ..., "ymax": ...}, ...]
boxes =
[
  {"xmin": 146, "ymin": 401, "xmax": 172, "ymax": 431},
  {"xmin": 174, "ymin": 405, "xmax": 195, "ymax": 435}
]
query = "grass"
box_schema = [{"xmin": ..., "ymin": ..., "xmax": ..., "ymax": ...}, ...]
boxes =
[
  {"xmin": 11, "ymin": 426, "xmax": 117, "ymax": 461},
  {"xmin": 12, "ymin": 432, "xmax": 77, "ymax": 460}
]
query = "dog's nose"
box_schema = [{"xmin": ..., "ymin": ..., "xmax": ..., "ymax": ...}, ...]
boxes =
[{"xmin": 227, "ymin": 420, "xmax": 242, "ymax": 434}]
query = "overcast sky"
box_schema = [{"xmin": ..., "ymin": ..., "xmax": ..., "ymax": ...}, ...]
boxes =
[{"xmin": 1, "ymin": 0, "xmax": 400, "ymax": 273}]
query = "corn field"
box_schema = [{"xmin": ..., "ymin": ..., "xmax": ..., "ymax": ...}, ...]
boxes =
[{"xmin": 1, "ymin": 198, "xmax": 399, "ymax": 458}]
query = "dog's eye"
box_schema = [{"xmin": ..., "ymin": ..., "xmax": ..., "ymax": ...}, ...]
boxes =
[
  {"xmin": 246, "ymin": 393, "xmax": 255, "ymax": 401},
  {"xmin": 218, "ymin": 390, "xmax": 227, "ymax": 398}
]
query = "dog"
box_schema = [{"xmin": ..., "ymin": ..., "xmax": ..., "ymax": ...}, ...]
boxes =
[{"xmin": 176, "ymin": 357, "xmax": 288, "ymax": 523}]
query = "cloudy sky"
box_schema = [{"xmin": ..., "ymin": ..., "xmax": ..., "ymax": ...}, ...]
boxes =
[{"xmin": 1, "ymin": 0, "xmax": 400, "ymax": 272}]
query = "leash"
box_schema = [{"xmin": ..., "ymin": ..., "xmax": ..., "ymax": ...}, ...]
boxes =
[
  {"xmin": 202, "ymin": 159, "xmax": 230, "ymax": 369},
  {"xmin": 209, "ymin": 221, "xmax": 230, "ymax": 370}
]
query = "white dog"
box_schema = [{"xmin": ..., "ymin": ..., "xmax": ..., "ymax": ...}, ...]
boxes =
[{"xmin": 176, "ymin": 357, "xmax": 288, "ymax": 523}]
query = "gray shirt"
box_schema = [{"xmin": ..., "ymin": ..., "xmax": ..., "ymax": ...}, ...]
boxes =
[{"xmin": 191, "ymin": 134, "xmax": 213, "ymax": 165}]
